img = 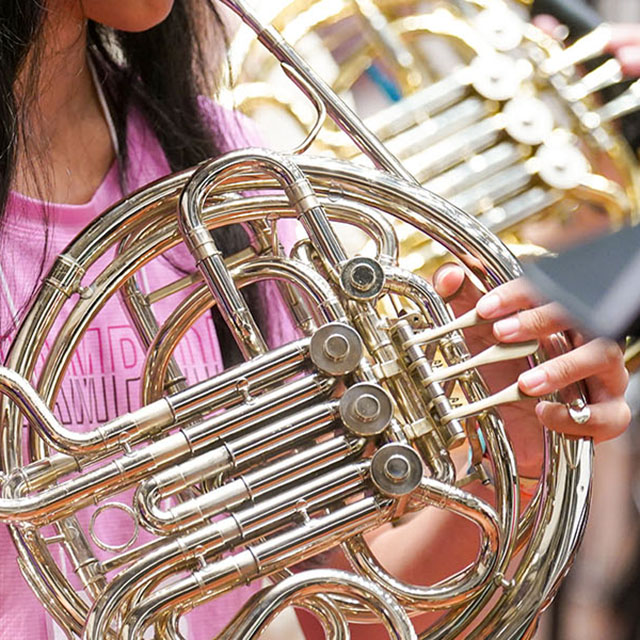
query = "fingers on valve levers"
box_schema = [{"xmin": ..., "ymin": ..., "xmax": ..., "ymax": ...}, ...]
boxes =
[{"xmin": 435, "ymin": 268, "xmax": 631, "ymax": 442}]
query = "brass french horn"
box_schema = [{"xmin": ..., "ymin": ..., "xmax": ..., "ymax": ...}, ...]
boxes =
[{"xmin": 227, "ymin": 0, "xmax": 640, "ymax": 265}]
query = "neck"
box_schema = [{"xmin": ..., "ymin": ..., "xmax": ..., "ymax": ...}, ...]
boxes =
[{"xmin": 15, "ymin": 4, "xmax": 115, "ymax": 205}]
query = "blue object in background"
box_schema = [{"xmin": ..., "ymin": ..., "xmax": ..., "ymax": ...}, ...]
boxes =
[{"xmin": 366, "ymin": 63, "xmax": 402, "ymax": 103}]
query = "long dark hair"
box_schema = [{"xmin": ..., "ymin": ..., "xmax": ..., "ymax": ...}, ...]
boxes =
[{"xmin": 0, "ymin": 0, "xmax": 261, "ymax": 366}]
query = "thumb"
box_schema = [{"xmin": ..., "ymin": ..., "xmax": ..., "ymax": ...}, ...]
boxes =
[
  {"xmin": 433, "ymin": 263, "xmax": 484, "ymax": 317},
  {"xmin": 432, "ymin": 263, "xmax": 465, "ymax": 299}
]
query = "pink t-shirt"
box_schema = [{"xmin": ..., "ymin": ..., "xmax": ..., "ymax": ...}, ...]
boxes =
[{"xmin": 0, "ymin": 106, "xmax": 298, "ymax": 638}]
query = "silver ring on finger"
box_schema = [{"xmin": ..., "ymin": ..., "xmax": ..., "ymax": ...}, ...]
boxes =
[{"xmin": 567, "ymin": 398, "xmax": 591, "ymax": 425}]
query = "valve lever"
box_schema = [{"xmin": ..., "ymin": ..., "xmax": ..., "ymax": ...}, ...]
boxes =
[{"xmin": 425, "ymin": 340, "xmax": 539, "ymax": 385}]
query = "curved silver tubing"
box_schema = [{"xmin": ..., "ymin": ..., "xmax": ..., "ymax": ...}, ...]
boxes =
[
  {"xmin": 120, "ymin": 497, "xmax": 393, "ymax": 639},
  {"xmin": 0, "ymin": 156, "xmax": 592, "ymax": 638},
  {"xmin": 218, "ymin": 0, "xmax": 417, "ymax": 184},
  {"xmin": 178, "ymin": 149, "xmax": 352, "ymax": 360},
  {"xmin": 216, "ymin": 569, "xmax": 418, "ymax": 640},
  {"xmin": 343, "ymin": 476, "xmax": 501, "ymax": 609},
  {"xmin": 85, "ymin": 461, "xmax": 371, "ymax": 640},
  {"xmin": 0, "ymin": 339, "xmax": 310, "ymax": 456},
  {"xmin": 136, "ymin": 434, "xmax": 363, "ymax": 534},
  {"xmin": 0, "ymin": 2, "xmax": 594, "ymax": 636},
  {"xmin": 136, "ymin": 400, "xmax": 341, "ymax": 533}
]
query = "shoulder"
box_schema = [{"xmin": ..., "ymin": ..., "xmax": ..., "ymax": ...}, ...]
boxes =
[
  {"xmin": 125, "ymin": 99, "xmax": 265, "ymax": 192},
  {"xmin": 197, "ymin": 97, "xmax": 265, "ymax": 152}
]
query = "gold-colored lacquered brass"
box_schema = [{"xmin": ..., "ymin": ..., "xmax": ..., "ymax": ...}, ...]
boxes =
[
  {"xmin": 0, "ymin": 1, "xmax": 592, "ymax": 638},
  {"xmin": 227, "ymin": 0, "xmax": 640, "ymax": 270}
]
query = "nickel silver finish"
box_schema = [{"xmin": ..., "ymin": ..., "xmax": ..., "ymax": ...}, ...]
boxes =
[
  {"xmin": 568, "ymin": 398, "xmax": 592, "ymax": 425},
  {"xmin": 370, "ymin": 443, "xmax": 423, "ymax": 497},
  {"xmin": 340, "ymin": 257, "xmax": 386, "ymax": 300},
  {"xmin": 340, "ymin": 383, "xmax": 394, "ymax": 436},
  {"xmin": 0, "ymin": 1, "xmax": 593, "ymax": 638},
  {"xmin": 310, "ymin": 322, "xmax": 364, "ymax": 376}
]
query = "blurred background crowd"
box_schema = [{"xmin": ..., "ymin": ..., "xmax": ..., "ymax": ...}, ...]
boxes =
[
  {"xmin": 537, "ymin": 3, "xmax": 640, "ymax": 638},
  {"xmin": 597, "ymin": 0, "xmax": 640, "ymax": 22}
]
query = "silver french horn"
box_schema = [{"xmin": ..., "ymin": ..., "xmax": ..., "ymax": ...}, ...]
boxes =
[{"xmin": 0, "ymin": 0, "xmax": 591, "ymax": 638}]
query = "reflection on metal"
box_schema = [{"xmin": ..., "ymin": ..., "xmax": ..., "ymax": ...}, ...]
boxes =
[
  {"xmin": 229, "ymin": 0, "xmax": 640, "ymax": 267},
  {"xmin": 0, "ymin": 1, "xmax": 593, "ymax": 638}
]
